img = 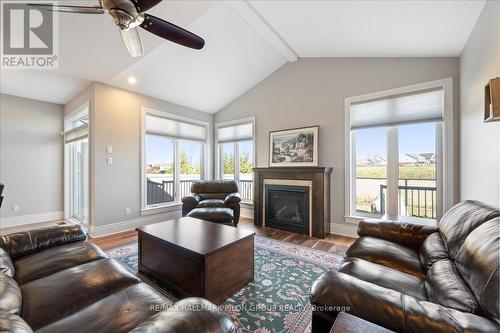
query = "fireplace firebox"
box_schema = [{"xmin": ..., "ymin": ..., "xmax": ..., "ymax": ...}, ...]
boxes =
[{"xmin": 265, "ymin": 185, "xmax": 309, "ymax": 234}]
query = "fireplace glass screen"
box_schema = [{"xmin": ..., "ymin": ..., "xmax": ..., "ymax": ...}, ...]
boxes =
[{"xmin": 265, "ymin": 185, "xmax": 309, "ymax": 234}]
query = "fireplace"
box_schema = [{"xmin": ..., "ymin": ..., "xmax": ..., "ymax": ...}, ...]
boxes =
[
  {"xmin": 265, "ymin": 185, "xmax": 309, "ymax": 234},
  {"xmin": 254, "ymin": 167, "xmax": 332, "ymax": 238}
]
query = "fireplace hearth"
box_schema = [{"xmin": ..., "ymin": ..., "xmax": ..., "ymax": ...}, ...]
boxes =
[{"xmin": 266, "ymin": 185, "xmax": 309, "ymax": 234}]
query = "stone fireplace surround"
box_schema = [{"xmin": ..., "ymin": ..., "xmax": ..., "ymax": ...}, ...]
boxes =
[{"xmin": 253, "ymin": 167, "xmax": 332, "ymax": 239}]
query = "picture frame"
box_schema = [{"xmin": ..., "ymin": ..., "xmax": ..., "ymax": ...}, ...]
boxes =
[{"xmin": 269, "ymin": 126, "xmax": 319, "ymax": 167}]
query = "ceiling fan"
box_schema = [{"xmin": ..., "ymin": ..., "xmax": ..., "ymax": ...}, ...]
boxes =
[{"xmin": 29, "ymin": 0, "xmax": 205, "ymax": 57}]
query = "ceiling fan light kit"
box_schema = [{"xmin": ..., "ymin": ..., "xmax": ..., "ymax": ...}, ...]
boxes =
[{"xmin": 28, "ymin": 0, "xmax": 205, "ymax": 58}]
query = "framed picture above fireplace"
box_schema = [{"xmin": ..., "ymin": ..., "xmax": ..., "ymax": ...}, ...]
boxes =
[{"xmin": 269, "ymin": 126, "xmax": 319, "ymax": 167}]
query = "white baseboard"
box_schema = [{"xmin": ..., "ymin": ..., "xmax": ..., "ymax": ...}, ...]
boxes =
[
  {"xmin": 0, "ymin": 211, "xmax": 63, "ymax": 228},
  {"xmin": 89, "ymin": 209, "xmax": 182, "ymax": 238},
  {"xmin": 330, "ymin": 222, "xmax": 358, "ymax": 238},
  {"xmin": 241, "ymin": 206, "xmax": 254, "ymax": 219}
]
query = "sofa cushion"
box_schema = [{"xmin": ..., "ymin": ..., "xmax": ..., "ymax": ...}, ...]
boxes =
[
  {"xmin": 425, "ymin": 259, "xmax": 478, "ymax": 313},
  {"xmin": 191, "ymin": 180, "xmax": 238, "ymax": 194},
  {"xmin": 187, "ymin": 208, "xmax": 234, "ymax": 226},
  {"xmin": 346, "ymin": 236, "xmax": 424, "ymax": 277},
  {"xmin": 419, "ymin": 232, "xmax": 448, "ymax": 269},
  {"xmin": 21, "ymin": 258, "xmax": 140, "ymax": 330},
  {"xmin": 14, "ymin": 241, "xmax": 106, "ymax": 285},
  {"xmin": 438, "ymin": 200, "xmax": 499, "ymax": 259},
  {"xmin": 0, "ymin": 312, "xmax": 33, "ymax": 333},
  {"xmin": 0, "ymin": 274, "xmax": 22, "ymax": 314},
  {"xmin": 455, "ymin": 217, "xmax": 499, "ymax": 320},
  {"xmin": 0, "ymin": 224, "xmax": 87, "ymax": 259},
  {"xmin": 197, "ymin": 199, "xmax": 225, "ymax": 208},
  {"xmin": 36, "ymin": 283, "xmax": 170, "ymax": 333},
  {"xmin": 0, "ymin": 248, "xmax": 14, "ymax": 278},
  {"xmin": 339, "ymin": 258, "xmax": 427, "ymax": 301}
]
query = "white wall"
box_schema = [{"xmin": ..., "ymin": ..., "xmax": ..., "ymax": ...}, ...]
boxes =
[
  {"xmin": 64, "ymin": 83, "xmax": 213, "ymax": 235},
  {"xmin": 459, "ymin": 0, "xmax": 500, "ymax": 207},
  {"xmin": 214, "ymin": 58, "xmax": 460, "ymax": 234},
  {"xmin": 0, "ymin": 94, "xmax": 64, "ymax": 227}
]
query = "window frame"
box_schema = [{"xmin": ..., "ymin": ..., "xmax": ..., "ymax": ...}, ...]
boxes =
[
  {"xmin": 141, "ymin": 108, "xmax": 209, "ymax": 214},
  {"xmin": 215, "ymin": 117, "xmax": 256, "ymax": 203},
  {"xmin": 345, "ymin": 78, "xmax": 453, "ymax": 223}
]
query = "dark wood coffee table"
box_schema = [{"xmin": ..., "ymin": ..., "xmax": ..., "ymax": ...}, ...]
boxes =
[{"xmin": 136, "ymin": 217, "xmax": 255, "ymax": 305}]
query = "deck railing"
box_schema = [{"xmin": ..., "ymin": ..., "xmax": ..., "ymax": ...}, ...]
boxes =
[
  {"xmin": 147, "ymin": 178, "xmax": 254, "ymax": 205},
  {"xmin": 379, "ymin": 179, "xmax": 437, "ymax": 219}
]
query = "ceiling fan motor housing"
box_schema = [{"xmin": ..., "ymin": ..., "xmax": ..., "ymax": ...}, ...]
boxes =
[{"xmin": 101, "ymin": 0, "xmax": 143, "ymax": 30}]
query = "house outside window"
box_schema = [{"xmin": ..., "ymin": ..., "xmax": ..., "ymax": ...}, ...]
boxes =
[
  {"xmin": 142, "ymin": 109, "xmax": 208, "ymax": 212},
  {"xmin": 345, "ymin": 78, "xmax": 454, "ymax": 222},
  {"xmin": 216, "ymin": 117, "xmax": 255, "ymax": 203}
]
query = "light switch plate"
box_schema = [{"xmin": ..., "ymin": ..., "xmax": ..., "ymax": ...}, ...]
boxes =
[
  {"xmin": 106, "ymin": 157, "xmax": 113, "ymax": 165},
  {"xmin": 106, "ymin": 146, "xmax": 113, "ymax": 154},
  {"xmin": 12, "ymin": 204, "xmax": 20, "ymax": 212}
]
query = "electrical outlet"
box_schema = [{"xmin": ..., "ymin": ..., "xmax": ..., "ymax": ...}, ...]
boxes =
[
  {"xmin": 12, "ymin": 204, "xmax": 20, "ymax": 212},
  {"xmin": 125, "ymin": 208, "xmax": 131, "ymax": 215}
]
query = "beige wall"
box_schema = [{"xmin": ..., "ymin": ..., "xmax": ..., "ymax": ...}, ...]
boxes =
[
  {"xmin": 87, "ymin": 83, "xmax": 213, "ymax": 228},
  {"xmin": 0, "ymin": 94, "xmax": 64, "ymax": 223},
  {"xmin": 214, "ymin": 58, "xmax": 460, "ymax": 232},
  {"xmin": 459, "ymin": 0, "xmax": 500, "ymax": 207}
]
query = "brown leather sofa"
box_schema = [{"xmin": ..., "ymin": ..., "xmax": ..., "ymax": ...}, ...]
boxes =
[
  {"xmin": 0, "ymin": 224, "xmax": 235, "ymax": 333},
  {"xmin": 310, "ymin": 200, "xmax": 500, "ymax": 333},
  {"xmin": 182, "ymin": 180, "xmax": 241, "ymax": 227}
]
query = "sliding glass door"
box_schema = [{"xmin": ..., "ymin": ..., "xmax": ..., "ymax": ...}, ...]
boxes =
[
  {"xmin": 68, "ymin": 138, "xmax": 89, "ymax": 223},
  {"xmin": 65, "ymin": 106, "xmax": 89, "ymax": 226}
]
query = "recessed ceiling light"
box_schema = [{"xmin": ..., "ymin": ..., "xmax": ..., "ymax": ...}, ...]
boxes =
[{"xmin": 128, "ymin": 76, "xmax": 137, "ymax": 85}]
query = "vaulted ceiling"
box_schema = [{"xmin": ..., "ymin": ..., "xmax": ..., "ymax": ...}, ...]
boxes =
[{"xmin": 0, "ymin": 0, "xmax": 486, "ymax": 112}]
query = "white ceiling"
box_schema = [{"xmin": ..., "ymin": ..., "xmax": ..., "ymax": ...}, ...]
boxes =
[{"xmin": 0, "ymin": 0, "xmax": 486, "ymax": 112}]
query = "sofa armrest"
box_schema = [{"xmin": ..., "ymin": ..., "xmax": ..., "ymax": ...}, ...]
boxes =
[
  {"xmin": 0, "ymin": 224, "xmax": 86, "ymax": 259},
  {"xmin": 357, "ymin": 218, "xmax": 438, "ymax": 249},
  {"xmin": 129, "ymin": 298, "xmax": 235, "ymax": 333},
  {"xmin": 224, "ymin": 192, "xmax": 241, "ymax": 205},
  {"xmin": 181, "ymin": 193, "xmax": 201, "ymax": 206},
  {"xmin": 310, "ymin": 271, "xmax": 499, "ymax": 333}
]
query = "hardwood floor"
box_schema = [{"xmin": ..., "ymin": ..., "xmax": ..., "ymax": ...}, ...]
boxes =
[{"xmin": 89, "ymin": 217, "xmax": 355, "ymax": 253}]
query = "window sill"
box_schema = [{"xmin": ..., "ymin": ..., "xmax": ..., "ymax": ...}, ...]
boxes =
[{"xmin": 141, "ymin": 203, "xmax": 182, "ymax": 216}]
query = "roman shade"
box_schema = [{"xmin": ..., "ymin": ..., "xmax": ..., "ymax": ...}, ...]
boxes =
[
  {"xmin": 217, "ymin": 122, "xmax": 253, "ymax": 143},
  {"xmin": 64, "ymin": 124, "xmax": 88, "ymax": 144},
  {"xmin": 350, "ymin": 88, "xmax": 444, "ymax": 129},
  {"xmin": 145, "ymin": 114, "xmax": 207, "ymax": 142}
]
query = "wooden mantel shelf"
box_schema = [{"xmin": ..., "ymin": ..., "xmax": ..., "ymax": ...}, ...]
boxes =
[{"xmin": 253, "ymin": 167, "xmax": 332, "ymax": 239}]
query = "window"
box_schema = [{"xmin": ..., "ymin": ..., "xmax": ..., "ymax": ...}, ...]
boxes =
[
  {"xmin": 346, "ymin": 79, "xmax": 453, "ymax": 221},
  {"xmin": 142, "ymin": 110, "xmax": 208, "ymax": 210},
  {"xmin": 354, "ymin": 127, "xmax": 387, "ymax": 215},
  {"xmin": 216, "ymin": 119, "xmax": 255, "ymax": 202},
  {"xmin": 64, "ymin": 105, "xmax": 89, "ymax": 225}
]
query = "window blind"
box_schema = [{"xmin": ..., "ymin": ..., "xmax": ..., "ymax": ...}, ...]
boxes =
[
  {"xmin": 350, "ymin": 88, "xmax": 444, "ymax": 129},
  {"xmin": 145, "ymin": 114, "xmax": 207, "ymax": 141},
  {"xmin": 217, "ymin": 122, "xmax": 253, "ymax": 143},
  {"xmin": 64, "ymin": 124, "xmax": 88, "ymax": 143}
]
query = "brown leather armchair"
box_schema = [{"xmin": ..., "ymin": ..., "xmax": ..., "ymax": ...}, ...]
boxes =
[
  {"xmin": 182, "ymin": 180, "xmax": 241, "ymax": 226},
  {"xmin": 310, "ymin": 200, "xmax": 500, "ymax": 333},
  {"xmin": 0, "ymin": 224, "xmax": 235, "ymax": 333}
]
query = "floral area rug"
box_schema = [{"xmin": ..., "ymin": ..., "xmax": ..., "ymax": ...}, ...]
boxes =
[{"xmin": 105, "ymin": 236, "xmax": 345, "ymax": 333}]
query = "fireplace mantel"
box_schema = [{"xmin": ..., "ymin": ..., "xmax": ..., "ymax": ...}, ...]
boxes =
[{"xmin": 253, "ymin": 167, "xmax": 332, "ymax": 238}]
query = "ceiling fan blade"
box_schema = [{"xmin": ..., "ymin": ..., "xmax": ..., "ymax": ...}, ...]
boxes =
[
  {"xmin": 28, "ymin": 3, "xmax": 104, "ymax": 14},
  {"xmin": 120, "ymin": 28, "xmax": 144, "ymax": 58},
  {"xmin": 140, "ymin": 14, "xmax": 204, "ymax": 50},
  {"xmin": 132, "ymin": 0, "xmax": 163, "ymax": 13}
]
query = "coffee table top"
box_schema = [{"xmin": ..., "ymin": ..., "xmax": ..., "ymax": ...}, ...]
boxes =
[{"xmin": 136, "ymin": 217, "xmax": 255, "ymax": 256}]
